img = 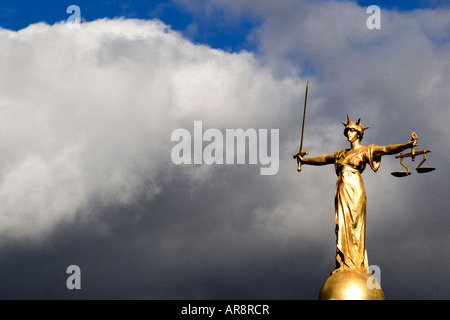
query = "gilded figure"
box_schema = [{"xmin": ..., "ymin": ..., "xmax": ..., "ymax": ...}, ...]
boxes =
[{"xmin": 294, "ymin": 114, "xmax": 417, "ymax": 274}]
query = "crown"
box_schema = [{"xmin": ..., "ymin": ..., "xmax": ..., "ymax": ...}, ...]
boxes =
[{"xmin": 341, "ymin": 114, "xmax": 369, "ymax": 138}]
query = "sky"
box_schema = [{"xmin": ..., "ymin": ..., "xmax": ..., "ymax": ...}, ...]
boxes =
[{"xmin": 0, "ymin": 0, "xmax": 449, "ymax": 300}]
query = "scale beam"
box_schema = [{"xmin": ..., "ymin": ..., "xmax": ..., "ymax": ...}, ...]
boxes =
[
  {"xmin": 391, "ymin": 143, "xmax": 435, "ymax": 177},
  {"xmin": 395, "ymin": 148, "xmax": 431, "ymax": 159}
]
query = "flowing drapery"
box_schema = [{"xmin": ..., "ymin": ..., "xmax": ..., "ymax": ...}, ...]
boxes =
[{"xmin": 333, "ymin": 144, "xmax": 381, "ymax": 273}]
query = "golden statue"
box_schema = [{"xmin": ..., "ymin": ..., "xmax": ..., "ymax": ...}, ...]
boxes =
[{"xmin": 293, "ymin": 83, "xmax": 434, "ymax": 299}]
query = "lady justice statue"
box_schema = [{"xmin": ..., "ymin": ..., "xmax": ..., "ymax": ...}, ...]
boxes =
[
  {"xmin": 294, "ymin": 114, "xmax": 417, "ymax": 299},
  {"xmin": 292, "ymin": 83, "xmax": 427, "ymax": 299}
]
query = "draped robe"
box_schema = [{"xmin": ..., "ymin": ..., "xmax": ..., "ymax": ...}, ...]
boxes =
[{"xmin": 333, "ymin": 144, "xmax": 381, "ymax": 273}]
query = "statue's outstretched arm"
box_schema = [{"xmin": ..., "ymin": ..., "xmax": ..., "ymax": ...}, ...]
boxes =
[
  {"xmin": 373, "ymin": 132, "xmax": 417, "ymax": 157},
  {"xmin": 296, "ymin": 153, "xmax": 334, "ymax": 166}
]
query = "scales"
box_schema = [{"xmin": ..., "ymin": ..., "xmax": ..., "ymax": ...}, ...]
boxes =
[
  {"xmin": 391, "ymin": 131, "xmax": 435, "ymax": 177},
  {"xmin": 391, "ymin": 138, "xmax": 435, "ymax": 178}
]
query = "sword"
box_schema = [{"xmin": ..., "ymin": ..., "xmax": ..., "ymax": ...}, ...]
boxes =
[{"xmin": 293, "ymin": 81, "xmax": 309, "ymax": 172}]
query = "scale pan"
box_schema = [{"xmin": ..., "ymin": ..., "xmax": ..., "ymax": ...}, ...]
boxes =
[
  {"xmin": 391, "ymin": 171, "xmax": 411, "ymax": 177},
  {"xmin": 416, "ymin": 167, "xmax": 436, "ymax": 173}
]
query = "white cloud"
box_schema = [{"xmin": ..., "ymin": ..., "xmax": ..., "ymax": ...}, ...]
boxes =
[{"xmin": 0, "ymin": 18, "xmax": 301, "ymax": 240}]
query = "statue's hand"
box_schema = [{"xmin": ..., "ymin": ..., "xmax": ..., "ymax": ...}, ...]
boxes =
[
  {"xmin": 293, "ymin": 151, "xmax": 308, "ymax": 163},
  {"xmin": 293, "ymin": 153, "xmax": 301, "ymax": 162},
  {"xmin": 293, "ymin": 152, "xmax": 308, "ymax": 172},
  {"xmin": 411, "ymin": 131, "xmax": 418, "ymax": 147}
]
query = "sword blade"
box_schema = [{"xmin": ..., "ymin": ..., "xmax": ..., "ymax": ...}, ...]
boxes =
[
  {"xmin": 299, "ymin": 81, "xmax": 308, "ymax": 154},
  {"xmin": 295, "ymin": 81, "xmax": 309, "ymax": 172}
]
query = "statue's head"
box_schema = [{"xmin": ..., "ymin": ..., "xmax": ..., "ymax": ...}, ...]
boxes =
[{"xmin": 341, "ymin": 114, "xmax": 369, "ymax": 141}]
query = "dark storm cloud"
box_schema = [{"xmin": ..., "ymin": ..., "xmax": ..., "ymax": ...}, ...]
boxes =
[{"xmin": 0, "ymin": 165, "xmax": 329, "ymax": 299}]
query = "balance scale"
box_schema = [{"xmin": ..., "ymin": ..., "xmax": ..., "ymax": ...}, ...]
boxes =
[{"xmin": 391, "ymin": 147, "xmax": 435, "ymax": 177}]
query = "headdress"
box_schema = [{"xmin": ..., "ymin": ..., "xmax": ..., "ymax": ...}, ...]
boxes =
[{"xmin": 341, "ymin": 114, "xmax": 369, "ymax": 139}]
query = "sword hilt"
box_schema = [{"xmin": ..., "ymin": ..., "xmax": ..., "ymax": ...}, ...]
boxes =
[{"xmin": 293, "ymin": 151, "xmax": 308, "ymax": 172}]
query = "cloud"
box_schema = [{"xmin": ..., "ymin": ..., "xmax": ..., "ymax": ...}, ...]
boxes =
[
  {"xmin": 0, "ymin": 18, "xmax": 300, "ymax": 242},
  {"xmin": 147, "ymin": 0, "xmax": 450, "ymax": 298},
  {"xmin": 0, "ymin": 1, "xmax": 450, "ymax": 299}
]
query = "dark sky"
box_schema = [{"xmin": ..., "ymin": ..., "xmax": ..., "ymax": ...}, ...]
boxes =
[{"xmin": 0, "ymin": 0, "xmax": 449, "ymax": 300}]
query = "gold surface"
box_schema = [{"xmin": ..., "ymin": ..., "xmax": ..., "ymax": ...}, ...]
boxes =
[
  {"xmin": 292, "ymin": 86, "xmax": 436, "ymax": 298},
  {"xmin": 294, "ymin": 115, "xmax": 417, "ymax": 274},
  {"xmin": 293, "ymin": 114, "xmax": 429, "ymax": 299},
  {"xmin": 294, "ymin": 81, "xmax": 309, "ymax": 172},
  {"xmin": 318, "ymin": 270, "xmax": 385, "ymax": 300},
  {"xmin": 393, "ymin": 145, "xmax": 435, "ymax": 176}
]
